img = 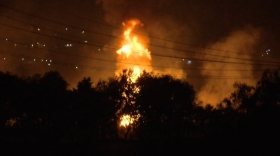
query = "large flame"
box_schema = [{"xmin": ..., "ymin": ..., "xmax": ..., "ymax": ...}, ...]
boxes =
[
  {"xmin": 116, "ymin": 19, "xmax": 152, "ymax": 127},
  {"xmin": 116, "ymin": 19, "xmax": 152, "ymax": 83}
]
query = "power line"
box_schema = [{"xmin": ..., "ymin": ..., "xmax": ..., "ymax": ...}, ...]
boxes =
[
  {"xmin": 0, "ymin": 4, "xmax": 117, "ymax": 42},
  {"xmin": 0, "ymin": 49, "xmax": 115, "ymax": 71},
  {"xmin": 1, "ymin": 15, "xmax": 107, "ymax": 47},
  {"xmin": 0, "ymin": 3, "xmax": 276, "ymax": 61},
  {"xmin": 0, "ymin": 50, "xmax": 261, "ymax": 80},
  {"xmin": 0, "ymin": 37, "xmax": 274, "ymax": 73},
  {"xmin": 26, "ymin": 0, "xmax": 264, "ymax": 56},
  {"xmin": 0, "ymin": 21, "xmax": 279, "ymax": 69},
  {"xmin": 0, "ymin": 2, "xmax": 278, "ymax": 81}
]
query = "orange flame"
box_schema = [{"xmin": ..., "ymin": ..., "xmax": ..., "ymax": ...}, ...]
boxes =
[
  {"xmin": 116, "ymin": 19, "xmax": 152, "ymax": 127},
  {"xmin": 116, "ymin": 19, "xmax": 152, "ymax": 83}
]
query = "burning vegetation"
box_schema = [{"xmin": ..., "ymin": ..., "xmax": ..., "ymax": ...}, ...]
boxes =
[
  {"xmin": 116, "ymin": 19, "xmax": 152, "ymax": 130},
  {"xmin": 116, "ymin": 19, "xmax": 152, "ymax": 83}
]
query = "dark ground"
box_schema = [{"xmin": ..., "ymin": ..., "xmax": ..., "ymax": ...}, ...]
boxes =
[{"xmin": 3, "ymin": 137, "xmax": 280, "ymax": 156}]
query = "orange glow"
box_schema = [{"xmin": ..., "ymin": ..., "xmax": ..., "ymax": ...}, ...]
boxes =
[
  {"xmin": 116, "ymin": 19, "xmax": 152, "ymax": 82},
  {"xmin": 116, "ymin": 19, "xmax": 150, "ymax": 129},
  {"xmin": 131, "ymin": 66, "xmax": 141, "ymax": 83},
  {"xmin": 119, "ymin": 114, "xmax": 140, "ymax": 127},
  {"xmin": 120, "ymin": 114, "xmax": 134, "ymax": 127}
]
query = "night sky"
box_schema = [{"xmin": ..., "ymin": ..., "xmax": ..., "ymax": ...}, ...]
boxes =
[{"xmin": 0, "ymin": 0, "xmax": 279, "ymax": 105}]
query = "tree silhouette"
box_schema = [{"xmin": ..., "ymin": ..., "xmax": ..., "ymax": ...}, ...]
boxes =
[
  {"xmin": 77, "ymin": 77, "xmax": 93, "ymax": 93},
  {"xmin": 94, "ymin": 74, "xmax": 127, "ymax": 139},
  {"xmin": 0, "ymin": 72, "xmax": 26, "ymax": 129},
  {"xmin": 2, "ymin": 69, "xmax": 280, "ymax": 155},
  {"xmin": 255, "ymin": 69, "xmax": 280, "ymax": 110},
  {"xmin": 134, "ymin": 71, "xmax": 196, "ymax": 139},
  {"xmin": 220, "ymin": 82, "xmax": 256, "ymax": 114},
  {"xmin": 72, "ymin": 77, "xmax": 100, "ymax": 140}
]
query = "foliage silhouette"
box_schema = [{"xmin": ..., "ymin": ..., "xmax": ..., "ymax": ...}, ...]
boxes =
[
  {"xmin": 1, "ymin": 69, "xmax": 280, "ymax": 155},
  {"xmin": 134, "ymin": 71, "xmax": 197, "ymax": 139}
]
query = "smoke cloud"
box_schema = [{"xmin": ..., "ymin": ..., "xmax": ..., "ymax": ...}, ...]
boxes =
[{"xmin": 198, "ymin": 26, "xmax": 261, "ymax": 105}]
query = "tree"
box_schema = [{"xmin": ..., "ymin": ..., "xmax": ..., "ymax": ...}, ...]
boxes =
[
  {"xmin": 220, "ymin": 82, "xmax": 255, "ymax": 113},
  {"xmin": 134, "ymin": 71, "xmax": 197, "ymax": 139},
  {"xmin": 40, "ymin": 71, "xmax": 68, "ymax": 93},
  {"xmin": 77, "ymin": 77, "xmax": 93, "ymax": 93},
  {"xmin": 72, "ymin": 77, "xmax": 100, "ymax": 140},
  {"xmin": 255, "ymin": 69, "xmax": 280, "ymax": 110},
  {"xmin": 94, "ymin": 70, "xmax": 133, "ymax": 139},
  {"xmin": 0, "ymin": 72, "xmax": 26, "ymax": 129}
]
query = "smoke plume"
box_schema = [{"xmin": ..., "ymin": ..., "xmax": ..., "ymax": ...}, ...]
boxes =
[{"xmin": 198, "ymin": 26, "xmax": 261, "ymax": 105}]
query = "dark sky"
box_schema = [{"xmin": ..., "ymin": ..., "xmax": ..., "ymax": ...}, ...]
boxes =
[{"xmin": 0, "ymin": 0, "xmax": 279, "ymax": 105}]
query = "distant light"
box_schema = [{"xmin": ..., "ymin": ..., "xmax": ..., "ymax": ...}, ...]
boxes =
[
  {"xmin": 98, "ymin": 49, "xmax": 100, "ymax": 51},
  {"xmin": 66, "ymin": 28, "xmax": 68, "ymax": 30},
  {"xmin": 183, "ymin": 59, "xmax": 184, "ymax": 61},
  {"xmin": 43, "ymin": 44, "xmax": 45, "ymax": 47},
  {"xmin": 5, "ymin": 38, "xmax": 8, "ymax": 41},
  {"xmin": 46, "ymin": 59, "xmax": 48, "ymax": 62},
  {"xmin": 55, "ymin": 34, "xmax": 57, "ymax": 36},
  {"xmin": 82, "ymin": 31, "xmax": 84, "ymax": 34},
  {"xmin": 76, "ymin": 66, "xmax": 78, "ymax": 69},
  {"xmin": 4, "ymin": 58, "xmax": 6, "ymax": 60},
  {"xmin": 14, "ymin": 44, "xmax": 17, "ymax": 46},
  {"xmin": 84, "ymin": 41, "xmax": 88, "ymax": 43},
  {"xmin": 50, "ymin": 60, "xmax": 52, "ymax": 62},
  {"xmin": 34, "ymin": 59, "xmax": 36, "ymax": 61},
  {"xmin": 31, "ymin": 44, "xmax": 33, "ymax": 47},
  {"xmin": 262, "ymin": 55, "xmax": 264, "ymax": 57},
  {"xmin": 48, "ymin": 63, "xmax": 50, "ymax": 66},
  {"xmin": 38, "ymin": 28, "xmax": 40, "ymax": 31},
  {"xmin": 22, "ymin": 58, "xmax": 24, "ymax": 61},
  {"xmin": 41, "ymin": 59, "xmax": 43, "ymax": 62},
  {"xmin": 188, "ymin": 60, "xmax": 192, "ymax": 64}
]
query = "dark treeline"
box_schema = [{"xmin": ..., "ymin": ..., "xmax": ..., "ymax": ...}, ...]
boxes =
[{"xmin": 1, "ymin": 69, "xmax": 280, "ymax": 155}]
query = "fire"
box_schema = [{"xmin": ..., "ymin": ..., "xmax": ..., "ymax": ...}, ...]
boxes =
[
  {"xmin": 119, "ymin": 114, "xmax": 134, "ymax": 127},
  {"xmin": 116, "ymin": 19, "xmax": 152, "ymax": 128},
  {"xmin": 131, "ymin": 66, "xmax": 141, "ymax": 83},
  {"xmin": 116, "ymin": 19, "xmax": 152, "ymax": 82}
]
